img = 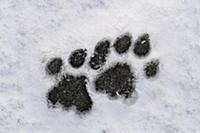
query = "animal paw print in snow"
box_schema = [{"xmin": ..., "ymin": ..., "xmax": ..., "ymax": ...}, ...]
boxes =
[{"xmin": 45, "ymin": 33, "xmax": 160, "ymax": 113}]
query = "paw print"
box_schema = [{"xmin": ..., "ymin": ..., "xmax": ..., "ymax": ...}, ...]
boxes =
[{"xmin": 45, "ymin": 33, "xmax": 160, "ymax": 113}]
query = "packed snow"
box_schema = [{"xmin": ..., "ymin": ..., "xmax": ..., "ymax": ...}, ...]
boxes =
[{"xmin": 0, "ymin": 0, "xmax": 200, "ymax": 133}]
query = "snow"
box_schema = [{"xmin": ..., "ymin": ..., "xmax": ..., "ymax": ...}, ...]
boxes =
[{"xmin": 0, "ymin": 0, "xmax": 200, "ymax": 133}]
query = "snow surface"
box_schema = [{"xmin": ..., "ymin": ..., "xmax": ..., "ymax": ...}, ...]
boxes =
[{"xmin": 0, "ymin": 0, "xmax": 200, "ymax": 133}]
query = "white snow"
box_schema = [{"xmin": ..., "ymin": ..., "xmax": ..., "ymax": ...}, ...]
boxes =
[{"xmin": 0, "ymin": 0, "xmax": 200, "ymax": 133}]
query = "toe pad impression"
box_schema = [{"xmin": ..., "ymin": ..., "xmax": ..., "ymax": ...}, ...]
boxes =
[
  {"xmin": 69, "ymin": 49, "xmax": 87, "ymax": 68},
  {"xmin": 114, "ymin": 33, "xmax": 132, "ymax": 54},
  {"xmin": 46, "ymin": 57, "xmax": 63, "ymax": 75},
  {"xmin": 133, "ymin": 33, "xmax": 151, "ymax": 57},
  {"xmin": 89, "ymin": 40, "xmax": 110, "ymax": 70}
]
